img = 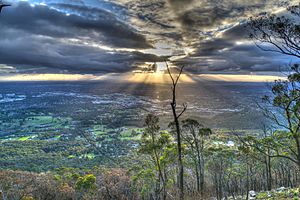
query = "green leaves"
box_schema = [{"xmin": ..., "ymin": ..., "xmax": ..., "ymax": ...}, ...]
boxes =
[
  {"xmin": 134, "ymin": 114, "xmax": 177, "ymax": 198},
  {"xmin": 75, "ymin": 174, "xmax": 96, "ymax": 190}
]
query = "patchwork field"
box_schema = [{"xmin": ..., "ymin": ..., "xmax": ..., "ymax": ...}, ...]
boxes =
[{"xmin": 0, "ymin": 80, "xmax": 269, "ymax": 171}]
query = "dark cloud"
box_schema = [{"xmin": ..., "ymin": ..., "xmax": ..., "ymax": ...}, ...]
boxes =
[
  {"xmin": 116, "ymin": 0, "xmax": 298, "ymax": 73},
  {"xmin": 0, "ymin": 1, "xmax": 168, "ymax": 73},
  {"xmin": 0, "ymin": 32, "xmax": 165, "ymax": 73},
  {"xmin": 0, "ymin": 2, "xmax": 151, "ymax": 49},
  {"xmin": 0, "ymin": 0, "xmax": 298, "ymax": 75},
  {"xmin": 173, "ymin": 21, "xmax": 299, "ymax": 73},
  {"xmin": 167, "ymin": 0, "xmax": 195, "ymax": 11}
]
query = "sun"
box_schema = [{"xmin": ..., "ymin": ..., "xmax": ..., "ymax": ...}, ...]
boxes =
[
  {"xmin": 129, "ymin": 62, "xmax": 194, "ymax": 84},
  {"xmin": 155, "ymin": 62, "xmax": 167, "ymax": 73},
  {"xmin": 133, "ymin": 62, "xmax": 169, "ymax": 74}
]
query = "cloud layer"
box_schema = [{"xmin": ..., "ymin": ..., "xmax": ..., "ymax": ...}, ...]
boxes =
[
  {"xmin": 0, "ymin": 0, "xmax": 298, "ymax": 74},
  {"xmin": 0, "ymin": 1, "xmax": 165, "ymax": 73}
]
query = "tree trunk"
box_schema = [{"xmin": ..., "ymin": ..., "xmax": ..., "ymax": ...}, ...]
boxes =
[
  {"xmin": 167, "ymin": 63, "xmax": 186, "ymax": 200},
  {"xmin": 195, "ymin": 161, "xmax": 200, "ymax": 192},
  {"xmin": 171, "ymin": 102, "xmax": 184, "ymax": 200},
  {"xmin": 195, "ymin": 143, "xmax": 203, "ymax": 195},
  {"xmin": 246, "ymin": 165, "xmax": 249, "ymax": 200},
  {"xmin": 267, "ymin": 155, "xmax": 272, "ymax": 190}
]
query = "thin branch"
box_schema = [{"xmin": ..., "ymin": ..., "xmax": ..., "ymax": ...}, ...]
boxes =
[
  {"xmin": 166, "ymin": 61, "xmax": 175, "ymax": 86},
  {"xmin": 177, "ymin": 103, "xmax": 187, "ymax": 119},
  {"xmin": 174, "ymin": 66, "xmax": 185, "ymax": 86}
]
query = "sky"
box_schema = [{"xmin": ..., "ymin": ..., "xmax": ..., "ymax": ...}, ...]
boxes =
[{"xmin": 0, "ymin": 0, "xmax": 299, "ymax": 77}]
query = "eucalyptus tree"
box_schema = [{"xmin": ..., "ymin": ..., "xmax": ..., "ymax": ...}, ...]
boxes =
[
  {"xmin": 248, "ymin": 3, "xmax": 300, "ymax": 169},
  {"xmin": 249, "ymin": 3, "xmax": 300, "ymax": 58},
  {"xmin": 237, "ymin": 128, "xmax": 274, "ymax": 191},
  {"xmin": 244, "ymin": 65, "xmax": 300, "ymax": 169},
  {"xmin": 181, "ymin": 118, "xmax": 211, "ymax": 196},
  {"xmin": 207, "ymin": 145, "xmax": 237, "ymax": 200},
  {"xmin": 136, "ymin": 114, "xmax": 176, "ymax": 200}
]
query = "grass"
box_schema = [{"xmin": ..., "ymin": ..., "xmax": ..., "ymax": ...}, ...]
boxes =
[
  {"xmin": 79, "ymin": 153, "xmax": 95, "ymax": 160},
  {"xmin": 214, "ymin": 128, "xmax": 263, "ymax": 135},
  {"xmin": 119, "ymin": 135, "xmax": 141, "ymax": 141},
  {"xmin": 24, "ymin": 116, "xmax": 72, "ymax": 129},
  {"xmin": 68, "ymin": 155, "xmax": 76, "ymax": 158},
  {"xmin": 26, "ymin": 116, "xmax": 54, "ymax": 125},
  {"xmin": 0, "ymin": 115, "xmax": 74, "ymax": 141},
  {"xmin": 93, "ymin": 130, "xmax": 106, "ymax": 136},
  {"xmin": 54, "ymin": 135, "xmax": 61, "ymax": 139},
  {"xmin": 92, "ymin": 124, "xmax": 114, "ymax": 136},
  {"xmin": 18, "ymin": 136, "xmax": 32, "ymax": 141}
]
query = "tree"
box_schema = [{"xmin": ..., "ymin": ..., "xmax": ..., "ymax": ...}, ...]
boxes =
[
  {"xmin": 207, "ymin": 145, "xmax": 237, "ymax": 200},
  {"xmin": 248, "ymin": 3, "xmax": 300, "ymax": 169},
  {"xmin": 136, "ymin": 114, "xmax": 176, "ymax": 200},
  {"xmin": 236, "ymin": 127, "xmax": 274, "ymax": 191},
  {"xmin": 235, "ymin": 65, "xmax": 300, "ymax": 192},
  {"xmin": 166, "ymin": 62, "xmax": 186, "ymax": 200},
  {"xmin": 255, "ymin": 66, "xmax": 300, "ymax": 168},
  {"xmin": 249, "ymin": 3, "xmax": 300, "ymax": 58},
  {"xmin": 181, "ymin": 118, "xmax": 211, "ymax": 196}
]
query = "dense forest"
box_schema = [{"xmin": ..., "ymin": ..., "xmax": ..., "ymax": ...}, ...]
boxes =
[{"xmin": 1, "ymin": 2, "xmax": 300, "ymax": 200}]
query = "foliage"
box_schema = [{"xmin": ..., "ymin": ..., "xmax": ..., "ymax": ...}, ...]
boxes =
[
  {"xmin": 75, "ymin": 174, "xmax": 96, "ymax": 190},
  {"xmin": 249, "ymin": 3, "xmax": 300, "ymax": 58}
]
